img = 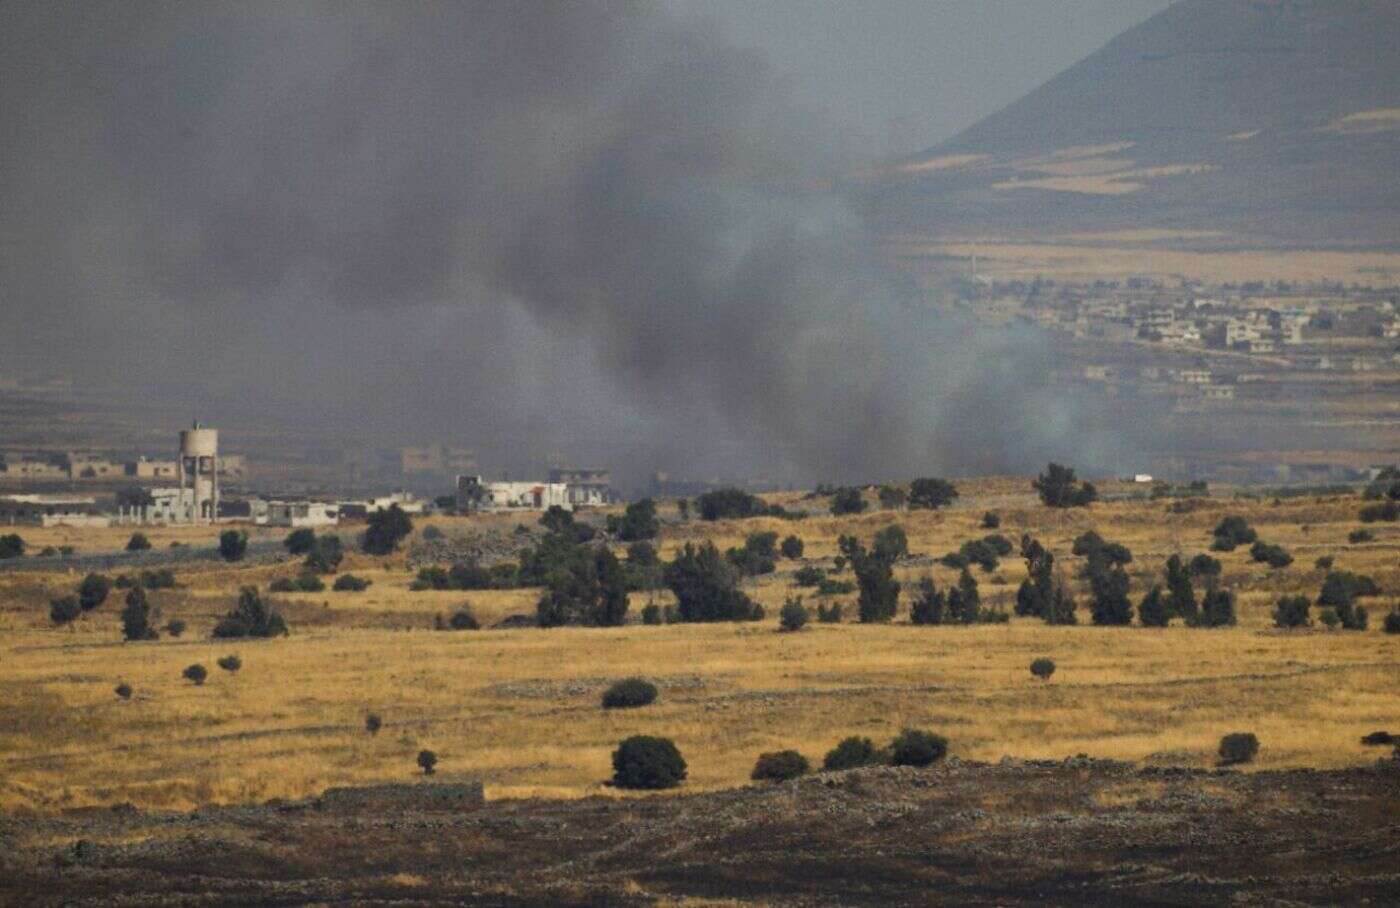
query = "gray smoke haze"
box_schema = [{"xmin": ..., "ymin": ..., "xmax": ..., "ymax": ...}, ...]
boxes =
[{"xmin": 1, "ymin": 1, "xmax": 1150, "ymax": 486}]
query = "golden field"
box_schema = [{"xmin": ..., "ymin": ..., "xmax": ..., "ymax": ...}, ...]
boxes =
[{"xmin": 1, "ymin": 480, "xmax": 1396, "ymax": 814}]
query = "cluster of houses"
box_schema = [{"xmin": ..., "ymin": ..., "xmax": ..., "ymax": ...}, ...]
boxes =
[
  {"xmin": 456, "ymin": 468, "xmax": 615, "ymax": 513},
  {"xmin": 0, "ymin": 452, "xmax": 249, "ymax": 484},
  {"xmin": 0, "ymin": 490, "xmax": 428, "ymax": 529}
]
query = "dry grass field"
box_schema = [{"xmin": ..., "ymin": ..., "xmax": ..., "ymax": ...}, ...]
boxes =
[{"xmin": 2, "ymin": 479, "xmax": 1396, "ymax": 814}]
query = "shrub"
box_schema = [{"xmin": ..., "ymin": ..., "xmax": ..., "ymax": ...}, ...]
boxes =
[
  {"xmin": 1314, "ymin": 555, "xmax": 1334, "ymax": 570},
  {"xmin": 125, "ymin": 532, "xmax": 152, "ymax": 552},
  {"xmin": 218, "ymin": 529, "xmax": 248, "ymax": 562},
  {"xmin": 822, "ymin": 736, "xmax": 881, "ymax": 771},
  {"xmin": 1033, "ymin": 463, "xmax": 1096, "ymax": 508},
  {"xmin": 727, "ymin": 531, "xmax": 778, "ymax": 577},
  {"xmin": 697, "ymin": 488, "xmax": 769, "ymax": 521},
  {"xmin": 284, "ymin": 528, "xmax": 317, "ymax": 555},
  {"xmin": 363, "ymin": 504, "xmax": 413, "ymax": 555},
  {"xmin": 1188, "ymin": 554, "xmax": 1222, "ymax": 579},
  {"xmin": 830, "ymin": 487, "xmax": 867, "ymax": 515},
  {"xmin": 417, "ymin": 749, "xmax": 437, "ymax": 775},
  {"xmin": 641, "ymin": 603, "xmax": 663, "ymax": 625},
  {"xmin": 49, "ymin": 596, "xmax": 81, "ymax": 625},
  {"xmin": 305, "ymin": 536, "xmax": 344, "ymax": 574},
  {"xmin": 1348, "ymin": 529, "xmax": 1374, "ymax": 544},
  {"xmin": 294, "ymin": 574, "xmax": 325, "ymax": 592},
  {"xmin": 1086, "ymin": 560, "xmax": 1133, "ymax": 626},
  {"xmin": 1218, "ymin": 732, "xmax": 1259, "ymax": 766},
  {"xmin": 817, "ymin": 578, "xmax": 854, "ymax": 596},
  {"xmin": 120, "ymin": 587, "xmax": 159, "ymax": 641},
  {"xmin": 0, "ymin": 533, "xmax": 24, "ymax": 559},
  {"xmin": 793, "ymin": 565, "xmax": 825, "ymax": 587},
  {"xmin": 878, "ymin": 485, "xmax": 906, "ymax": 510},
  {"xmin": 164, "ymin": 619, "xmax": 186, "ymax": 637},
  {"xmin": 946, "ymin": 568, "xmax": 981, "ymax": 624},
  {"xmin": 1359, "ymin": 501, "xmax": 1400, "ymax": 523},
  {"xmin": 602, "ymin": 677, "xmax": 658, "ymax": 709},
  {"xmin": 114, "ymin": 683, "xmax": 132, "ymax": 700},
  {"xmin": 889, "ymin": 729, "xmax": 948, "ymax": 767},
  {"xmin": 816, "ymin": 601, "xmax": 843, "ymax": 623},
  {"xmin": 1360, "ymin": 731, "xmax": 1395, "ymax": 746},
  {"xmin": 780, "ymin": 535, "xmax": 804, "ymax": 560},
  {"xmin": 664, "ymin": 542, "xmax": 758, "ymax": 622},
  {"xmin": 217, "ymin": 655, "xmax": 242, "ymax": 673},
  {"xmin": 981, "ymin": 511, "xmax": 1000, "ymax": 529},
  {"xmin": 612, "ymin": 736, "xmax": 686, "ymax": 789},
  {"xmin": 1273, "ymin": 595, "xmax": 1311, "ymax": 628},
  {"xmin": 751, "ymin": 750, "xmax": 809, "ymax": 782},
  {"xmin": 909, "ymin": 576, "xmax": 945, "ymax": 626},
  {"xmin": 1249, "ymin": 541, "xmax": 1293, "ymax": 569},
  {"xmin": 212, "ymin": 586, "xmax": 289, "ymax": 638},
  {"xmin": 1212, "ymin": 516, "xmax": 1257, "ymax": 551},
  {"xmin": 1386, "ymin": 610, "xmax": 1400, "ymax": 635},
  {"xmin": 1163, "ymin": 555, "xmax": 1197, "ymax": 623},
  {"xmin": 183, "ymin": 664, "xmax": 208, "ymax": 685},
  {"xmin": 1030, "ymin": 657, "xmax": 1056, "ymax": 681},
  {"xmin": 1319, "ymin": 608, "xmax": 1340, "ymax": 629},
  {"xmin": 448, "ymin": 606, "xmax": 479, "ymax": 630},
  {"xmin": 269, "ymin": 577, "xmax": 297, "ymax": 592},
  {"xmin": 114, "ymin": 574, "xmax": 135, "ymax": 589},
  {"xmin": 908, "ymin": 477, "xmax": 958, "ymax": 510},
  {"xmin": 365, "ymin": 713, "xmax": 382, "ymax": 735},
  {"xmin": 78, "ymin": 573, "xmax": 111, "ymax": 611},
  {"xmin": 1195, "ymin": 586, "xmax": 1237, "ymax": 628},
  {"xmin": 140, "ymin": 569, "xmax": 177, "ymax": 590},
  {"xmin": 778, "ymin": 596, "xmax": 809, "ymax": 632},
  {"xmin": 607, "ymin": 498, "xmax": 660, "ymax": 541},
  {"xmin": 422, "ymin": 525, "xmax": 444, "ymax": 541},
  {"xmin": 872, "ymin": 525, "xmax": 909, "ymax": 562},
  {"xmin": 332, "ymin": 574, "xmax": 371, "ymax": 592},
  {"xmin": 1138, "ymin": 585, "xmax": 1170, "ymax": 627}
]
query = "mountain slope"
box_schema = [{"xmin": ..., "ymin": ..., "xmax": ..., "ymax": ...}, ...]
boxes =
[{"xmin": 864, "ymin": 0, "xmax": 1400, "ymax": 249}]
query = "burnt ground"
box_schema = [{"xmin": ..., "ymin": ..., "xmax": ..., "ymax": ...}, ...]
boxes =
[{"xmin": 2, "ymin": 757, "xmax": 1398, "ymax": 906}]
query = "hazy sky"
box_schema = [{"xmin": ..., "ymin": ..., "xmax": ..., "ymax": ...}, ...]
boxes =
[
  {"xmin": 685, "ymin": 1, "xmax": 1174, "ymax": 157},
  {"xmin": 1, "ymin": 1, "xmax": 1176, "ymax": 486}
]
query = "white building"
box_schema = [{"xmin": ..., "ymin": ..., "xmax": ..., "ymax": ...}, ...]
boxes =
[
  {"xmin": 265, "ymin": 500, "xmax": 339, "ymax": 528},
  {"xmin": 457, "ymin": 475, "xmax": 573, "ymax": 512}
]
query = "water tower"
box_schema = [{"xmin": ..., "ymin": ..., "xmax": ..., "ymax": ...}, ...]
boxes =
[{"xmin": 178, "ymin": 422, "xmax": 219, "ymax": 523}]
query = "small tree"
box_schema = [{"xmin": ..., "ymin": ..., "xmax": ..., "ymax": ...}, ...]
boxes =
[
  {"xmin": 183, "ymin": 663, "xmax": 208, "ymax": 685},
  {"xmin": 49, "ymin": 596, "xmax": 81, "ymax": 625},
  {"xmin": 822, "ymin": 736, "xmax": 881, "ymax": 771},
  {"xmin": 284, "ymin": 528, "xmax": 316, "ymax": 555},
  {"xmin": 332, "ymin": 574, "xmax": 371, "ymax": 592},
  {"xmin": 908, "ymin": 478, "xmax": 958, "ymax": 510},
  {"xmin": 0, "ymin": 533, "xmax": 25, "ymax": 559},
  {"xmin": 855, "ymin": 548, "xmax": 899, "ymax": 623},
  {"xmin": 126, "ymin": 532, "xmax": 152, "ymax": 552},
  {"xmin": 641, "ymin": 603, "xmax": 663, "ymax": 625},
  {"xmin": 1383, "ymin": 609, "xmax": 1400, "ymax": 635},
  {"xmin": 1033, "ymin": 463, "xmax": 1096, "ymax": 508},
  {"xmin": 603, "ymin": 678, "xmax": 659, "ymax": 709},
  {"xmin": 878, "ymin": 485, "xmax": 907, "ymax": 510},
  {"xmin": 217, "ymin": 654, "xmax": 242, "ymax": 673},
  {"xmin": 664, "ymin": 542, "xmax": 758, "ymax": 622},
  {"xmin": 1273, "ymin": 595, "xmax": 1311, "ymax": 628},
  {"xmin": 303, "ymin": 535, "xmax": 344, "ymax": 574},
  {"xmin": 114, "ymin": 682, "xmax": 133, "ymax": 700},
  {"xmin": 164, "ymin": 618, "xmax": 186, "ymax": 637},
  {"xmin": 1249, "ymin": 541, "xmax": 1293, "ymax": 569},
  {"xmin": 78, "ymin": 573, "xmax": 111, "ymax": 611},
  {"xmin": 889, "ymin": 729, "xmax": 948, "ymax": 767},
  {"xmin": 417, "ymin": 749, "xmax": 437, "ymax": 775},
  {"xmin": 981, "ymin": 511, "xmax": 1000, "ymax": 529},
  {"xmin": 1211, "ymin": 516, "xmax": 1256, "ymax": 552},
  {"xmin": 780, "ymin": 535, "xmax": 804, "ymax": 560},
  {"xmin": 1195, "ymin": 585, "xmax": 1237, "ymax": 628},
  {"xmin": 751, "ymin": 750, "xmax": 809, "ymax": 782},
  {"xmin": 218, "ymin": 529, "xmax": 248, "ymax": 562},
  {"xmin": 909, "ymin": 576, "xmax": 945, "ymax": 626},
  {"xmin": 362, "ymin": 504, "xmax": 413, "ymax": 555},
  {"xmin": 1138, "ymin": 585, "xmax": 1170, "ymax": 627},
  {"xmin": 608, "ymin": 498, "xmax": 660, "ymax": 541},
  {"xmin": 365, "ymin": 713, "xmax": 382, "ymax": 735},
  {"xmin": 612, "ymin": 736, "xmax": 687, "ymax": 789},
  {"xmin": 1030, "ymin": 657, "xmax": 1056, "ymax": 681},
  {"xmin": 872, "ymin": 525, "xmax": 909, "ymax": 562},
  {"xmin": 1164, "ymin": 555, "xmax": 1198, "ymax": 623},
  {"xmin": 120, "ymin": 586, "xmax": 159, "ymax": 641},
  {"xmin": 213, "ymin": 586, "xmax": 288, "ymax": 638},
  {"xmin": 830, "ymin": 487, "xmax": 867, "ymax": 515},
  {"xmin": 779, "ymin": 596, "xmax": 809, "ymax": 632},
  {"xmin": 1218, "ymin": 732, "xmax": 1259, "ymax": 766},
  {"xmin": 816, "ymin": 601, "xmax": 843, "ymax": 623},
  {"xmin": 946, "ymin": 567, "xmax": 981, "ymax": 624},
  {"xmin": 448, "ymin": 606, "xmax": 479, "ymax": 630}
]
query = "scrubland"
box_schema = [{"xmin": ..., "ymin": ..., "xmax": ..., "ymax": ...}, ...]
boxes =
[{"xmin": 1, "ymin": 479, "xmax": 1396, "ymax": 813}]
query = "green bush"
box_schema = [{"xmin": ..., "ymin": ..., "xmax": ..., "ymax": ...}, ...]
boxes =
[
  {"xmin": 114, "ymin": 683, "xmax": 132, "ymax": 700},
  {"xmin": 816, "ymin": 578, "xmax": 854, "ymax": 596},
  {"xmin": 1211, "ymin": 516, "xmax": 1257, "ymax": 551},
  {"xmin": 365, "ymin": 713, "xmax": 382, "ymax": 735},
  {"xmin": 269, "ymin": 577, "xmax": 297, "ymax": 593},
  {"xmin": 1314, "ymin": 555, "xmax": 1334, "ymax": 570},
  {"xmin": 1138, "ymin": 585, "xmax": 1170, "ymax": 627},
  {"xmin": 218, "ymin": 529, "xmax": 248, "ymax": 562},
  {"xmin": 1319, "ymin": 608, "xmax": 1340, "ymax": 629},
  {"xmin": 607, "ymin": 498, "xmax": 660, "ymax": 541},
  {"xmin": 164, "ymin": 619, "xmax": 186, "ymax": 637},
  {"xmin": 641, "ymin": 603, "xmax": 663, "ymax": 625},
  {"xmin": 908, "ymin": 478, "xmax": 959, "ymax": 510},
  {"xmin": 981, "ymin": 511, "xmax": 1000, "ymax": 529},
  {"xmin": 1194, "ymin": 586, "xmax": 1237, "ymax": 628},
  {"xmin": 822, "ymin": 736, "xmax": 881, "ymax": 771},
  {"xmin": 829, "ymin": 487, "xmax": 867, "ymax": 515},
  {"xmin": 909, "ymin": 576, "xmax": 945, "ymax": 626},
  {"xmin": 140, "ymin": 569, "xmax": 177, "ymax": 590},
  {"xmin": 779, "ymin": 596, "xmax": 809, "ymax": 632},
  {"xmin": 284, "ymin": 528, "xmax": 317, "ymax": 555},
  {"xmin": 363, "ymin": 505, "xmax": 413, "ymax": 555},
  {"xmin": 120, "ymin": 587, "xmax": 159, "ymax": 641},
  {"xmin": 1218, "ymin": 732, "xmax": 1259, "ymax": 766},
  {"xmin": 751, "ymin": 750, "xmax": 809, "ymax": 782},
  {"xmin": 78, "ymin": 573, "xmax": 111, "ymax": 611},
  {"xmin": 612, "ymin": 736, "xmax": 686, "ymax": 789},
  {"xmin": 1249, "ymin": 541, "xmax": 1293, "ymax": 569},
  {"xmin": 793, "ymin": 565, "xmax": 824, "ymax": 587},
  {"xmin": 49, "ymin": 596, "xmax": 81, "ymax": 625},
  {"xmin": 332, "ymin": 574, "xmax": 371, "ymax": 592},
  {"xmin": 1348, "ymin": 529, "xmax": 1374, "ymax": 544},
  {"xmin": 213, "ymin": 586, "xmax": 289, "ymax": 638},
  {"xmin": 417, "ymin": 749, "xmax": 437, "ymax": 775},
  {"xmin": 664, "ymin": 542, "xmax": 758, "ymax": 622},
  {"xmin": 1272, "ymin": 595, "xmax": 1311, "ymax": 628},
  {"xmin": 305, "ymin": 535, "xmax": 344, "ymax": 574},
  {"xmin": 217, "ymin": 655, "xmax": 242, "ymax": 673},
  {"xmin": 780, "ymin": 535, "xmax": 804, "ymax": 559},
  {"xmin": 183, "ymin": 664, "xmax": 208, "ymax": 685},
  {"xmin": 872, "ymin": 525, "xmax": 909, "ymax": 562},
  {"xmin": 1358, "ymin": 501, "xmax": 1399, "ymax": 523},
  {"xmin": 1033, "ymin": 463, "xmax": 1096, "ymax": 508},
  {"xmin": 448, "ymin": 606, "xmax": 479, "ymax": 630},
  {"xmin": 1384, "ymin": 610, "xmax": 1400, "ymax": 635},
  {"xmin": 0, "ymin": 533, "xmax": 25, "ymax": 559},
  {"xmin": 889, "ymin": 729, "xmax": 948, "ymax": 767},
  {"xmin": 291, "ymin": 574, "xmax": 324, "ymax": 592},
  {"xmin": 816, "ymin": 601, "xmax": 843, "ymax": 623},
  {"xmin": 125, "ymin": 532, "xmax": 152, "ymax": 552},
  {"xmin": 1030, "ymin": 657, "xmax": 1056, "ymax": 680},
  {"xmin": 602, "ymin": 677, "xmax": 658, "ymax": 709},
  {"xmin": 697, "ymin": 488, "xmax": 770, "ymax": 521}
]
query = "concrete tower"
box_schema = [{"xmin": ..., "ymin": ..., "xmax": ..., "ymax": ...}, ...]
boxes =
[{"xmin": 178, "ymin": 422, "xmax": 219, "ymax": 523}]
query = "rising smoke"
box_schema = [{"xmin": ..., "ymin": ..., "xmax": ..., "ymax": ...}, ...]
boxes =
[{"xmin": 1, "ymin": 2, "xmax": 1136, "ymax": 486}]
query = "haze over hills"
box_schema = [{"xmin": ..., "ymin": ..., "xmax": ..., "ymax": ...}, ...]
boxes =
[{"xmin": 865, "ymin": 0, "xmax": 1400, "ymax": 252}]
